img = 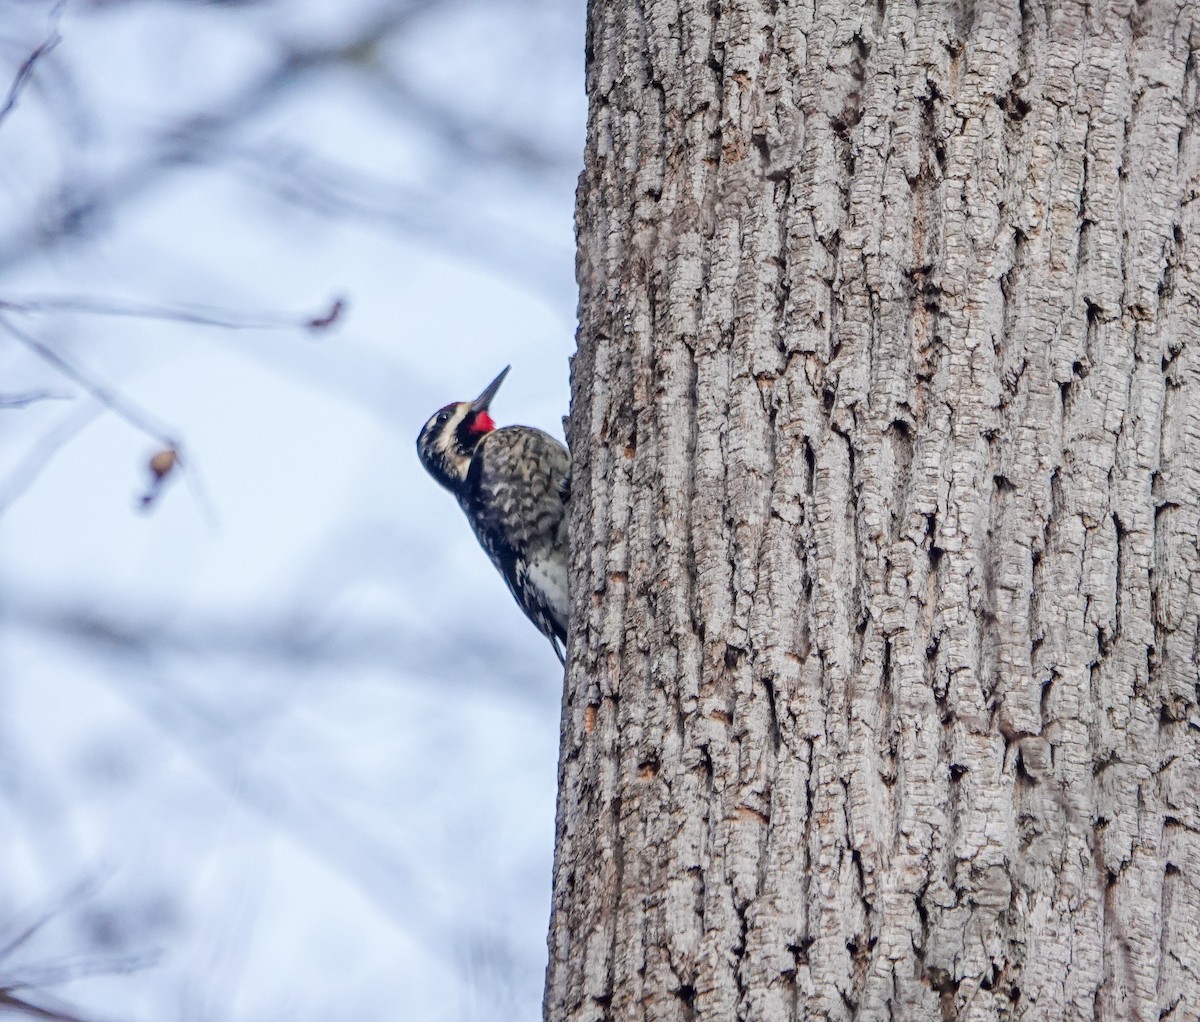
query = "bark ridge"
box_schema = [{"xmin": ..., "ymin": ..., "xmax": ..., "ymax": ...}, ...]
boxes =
[{"xmin": 552, "ymin": 2, "xmax": 1200, "ymax": 1020}]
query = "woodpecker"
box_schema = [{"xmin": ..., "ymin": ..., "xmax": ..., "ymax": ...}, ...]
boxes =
[{"xmin": 417, "ymin": 366, "xmax": 570, "ymax": 662}]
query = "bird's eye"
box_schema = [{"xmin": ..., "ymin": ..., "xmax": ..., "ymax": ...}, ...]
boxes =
[{"xmin": 436, "ymin": 409, "xmax": 452, "ymax": 426}]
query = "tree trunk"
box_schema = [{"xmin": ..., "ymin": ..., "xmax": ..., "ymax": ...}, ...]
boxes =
[{"xmin": 550, "ymin": 1, "xmax": 1200, "ymax": 1020}]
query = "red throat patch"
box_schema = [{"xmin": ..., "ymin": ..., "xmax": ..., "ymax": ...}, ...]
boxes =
[{"xmin": 469, "ymin": 411, "xmax": 496, "ymax": 434}]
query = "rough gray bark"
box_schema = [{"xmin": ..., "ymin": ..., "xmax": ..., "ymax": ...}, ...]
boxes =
[{"xmin": 550, "ymin": 1, "xmax": 1200, "ymax": 1021}]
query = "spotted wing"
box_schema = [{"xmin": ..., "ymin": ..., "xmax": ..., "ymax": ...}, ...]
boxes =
[{"xmin": 461, "ymin": 426, "xmax": 570, "ymax": 654}]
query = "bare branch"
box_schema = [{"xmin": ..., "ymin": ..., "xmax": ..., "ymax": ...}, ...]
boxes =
[
  {"xmin": 225, "ymin": 142, "xmax": 570, "ymax": 299},
  {"xmin": 0, "ymin": 5, "xmax": 63, "ymax": 129},
  {"xmin": 9, "ymin": 597, "xmax": 557, "ymax": 704},
  {"xmin": 0, "ymin": 990, "xmax": 93, "ymax": 1022},
  {"xmin": 0, "ymin": 315, "xmax": 179, "ymax": 448},
  {"xmin": 0, "ymin": 865, "xmax": 150, "ymax": 1022},
  {"xmin": 0, "ymin": 1, "xmax": 446, "ymax": 275},
  {"xmin": 0, "ymin": 876, "xmax": 106, "ymax": 964},
  {"xmin": 0, "ymin": 319, "xmax": 221, "ymax": 523},
  {"xmin": 89, "ymin": 659, "xmax": 446, "ymax": 945},
  {"xmin": 0, "ymin": 390, "xmax": 71, "ymax": 408},
  {"xmin": 364, "ymin": 64, "xmax": 575, "ymax": 176},
  {"xmin": 1, "ymin": 950, "xmax": 160, "ymax": 992},
  {"xmin": 0, "ymin": 402, "xmax": 102, "ymax": 518},
  {"xmin": 0, "ymin": 290, "xmax": 329, "ymax": 523},
  {"xmin": 0, "ymin": 294, "xmax": 347, "ymax": 333}
]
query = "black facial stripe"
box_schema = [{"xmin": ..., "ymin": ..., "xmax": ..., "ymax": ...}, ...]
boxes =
[{"xmin": 455, "ymin": 412, "xmax": 483, "ymax": 454}]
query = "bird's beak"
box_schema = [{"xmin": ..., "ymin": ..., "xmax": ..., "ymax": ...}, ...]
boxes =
[{"xmin": 471, "ymin": 366, "xmax": 510, "ymax": 413}]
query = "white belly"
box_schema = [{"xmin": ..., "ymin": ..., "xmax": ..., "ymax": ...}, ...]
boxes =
[{"xmin": 526, "ymin": 553, "xmax": 568, "ymax": 630}]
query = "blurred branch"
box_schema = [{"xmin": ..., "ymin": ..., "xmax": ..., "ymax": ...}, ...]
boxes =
[
  {"xmin": 0, "ymin": 290, "xmax": 340, "ymax": 519},
  {"xmin": 0, "ymin": 3, "xmax": 63, "ymax": 129},
  {"xmin": 0, "ymin": 869, "xmax": 155, "ymax": 1022},
  {"xmin": 364, "ymin": 65, "xmax": 574, "ymax": 177},
  {"xmin": 0, "ymin": 878, "xmax": 104, "ymax": 965},
  {"xmin": 88, "ymin": 655, "xmax": 446, "ymax": 944},
  {"xmin": 9, "ymin": 596, "xmax": 556, "ymax": 703},
  {"xmin": 0, "ymin": 295, "xmax": 345, "ymax": 333},
  {"xmin": 0, "ymin": 1, "xmax": 445, "ymax": 275},
  {"xmin": 0, "ymin": 0, "xmax": 577, "ymax": 294},
  {"xmin": 0, "ymin": 390, "xmax": 70, "ymax": 408},
  {"xmin": 4, "ymin": 590, "xmax": 557, "ymax": 947},
  {"xmin": 1, "ymin": 951, "xmax": 159, "ymax": 992},
  {"xmin": 0, "ymin": 316, "xmax": 179, "ymax": 448},
  {"xmin": 225, "ymin": 141, "xmax": 570, "ymax": 299},
  {"xmin": 0, "ymin": 402, "xmax": 101, "ymax": 518},
  {"xmin": 0, "ymin": 990, "xmax": 92, "ymax": 1022},
  {"xmin": 0, "ymin": 319, "xmax": 219, "ymax": 523}
]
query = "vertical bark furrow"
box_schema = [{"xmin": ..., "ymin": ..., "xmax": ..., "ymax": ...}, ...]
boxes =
[{"xmin": 553, "ymin": 1, "xmax": 1200, "ymax": 1020}]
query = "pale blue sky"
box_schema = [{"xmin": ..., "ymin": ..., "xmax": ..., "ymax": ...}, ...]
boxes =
[{"xmin": 0, "ymin": 1, "xmax": 584, "ymax": 1018}]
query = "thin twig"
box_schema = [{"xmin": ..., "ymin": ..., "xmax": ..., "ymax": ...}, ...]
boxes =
[
  {"xmin": 226, "ymin": 141, "xmax": 570, "ymax": 299},
  {"xmin": 0, "ymin": 317, "xmax": 223, "ymax": 525},
  {"xmin": 0, "ymin": 390, "xmax": 71, "ymax": 408},
  {"xmin": 0, "ymin": 875, "xmax": 105, "ymax": 963},
  {"xmin": 0, "ymin": 950, "xmax": 160, "ymax": 991},
  {"xmin": 0, "ymin": 989, "xmax": 92, "ymax": 1022},
  {"xmin": 0, "ymin": 3, "xmax": 64, "ymax": 128},
  {"xmin": 0, "ymin": 402, "xmax": 101, "ymax": 518},
  {"xmin": 177, "ymin": 451, "xmax": 219, "ymax": 529},
  {"xmin": 0, "ymin": 315, "xmax": 179, "ymax": 448},
  {"xmin": 0, "ymin": 295, "xmax": 346, "ymax": 333},
  {"xmin": 0, "ymin": 0, "xmax": 442, "ymax": 275}
]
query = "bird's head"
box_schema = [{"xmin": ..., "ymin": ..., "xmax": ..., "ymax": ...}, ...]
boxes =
[{"xmin": 416, "ymin": 366, "xmax": 509, "ymax": 492}]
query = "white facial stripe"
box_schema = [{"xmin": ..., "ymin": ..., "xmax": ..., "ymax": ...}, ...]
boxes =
[
  {"xmin": 419, "ymin": 403, "xmax": 477, "ymax": 488},
  {"xmin": 442, "ymin": 406, "xmax": 471, "ymax": 453}
]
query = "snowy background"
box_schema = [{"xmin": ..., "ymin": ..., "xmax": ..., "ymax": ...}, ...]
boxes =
[{"xmin": 0, "ymin": 1, "xmax": 582, "ymax": 1018}]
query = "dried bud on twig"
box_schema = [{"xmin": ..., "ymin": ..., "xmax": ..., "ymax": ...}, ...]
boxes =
[
  {"xmin": 307, "ymin": 296, "xmax": 346, "ymax": 333},
  {"xmin": 140, "ymin": 447, "xmax": 179, "ymax": 510},
  {"xmin": 148, "ymin": 448, "xmax": 177, "ymax": 480}
]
